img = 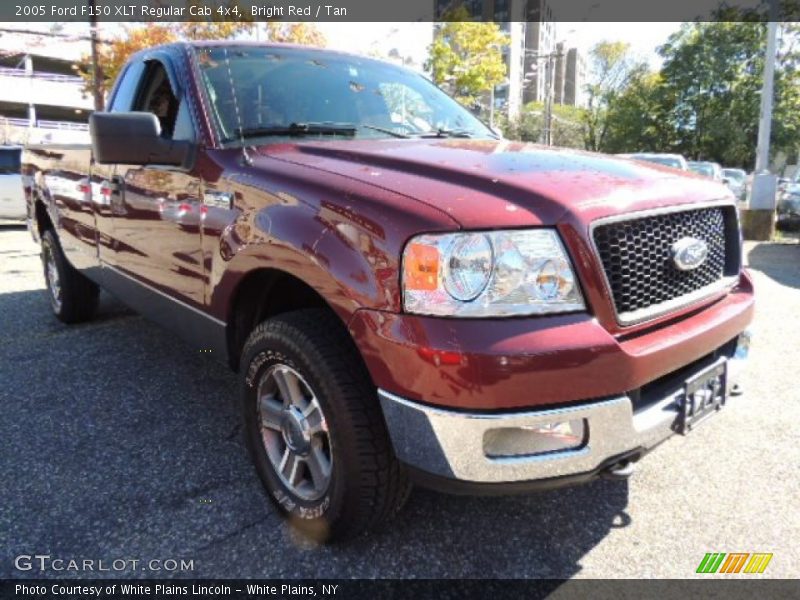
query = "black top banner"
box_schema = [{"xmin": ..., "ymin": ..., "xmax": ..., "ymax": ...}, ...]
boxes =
[{"xmin": 1, "ymin": 0, "xmax": 798, "ymax": 22}]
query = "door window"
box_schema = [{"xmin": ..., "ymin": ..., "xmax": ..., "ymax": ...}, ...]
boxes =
[{"xmin": 133, "ymin": 62, "xmax": 195, "ymax": 142}]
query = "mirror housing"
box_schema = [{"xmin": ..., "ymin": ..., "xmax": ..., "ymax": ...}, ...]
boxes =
[{"xmin": 90, "ymin": 112, "xmax": 192, "ymax": 167}]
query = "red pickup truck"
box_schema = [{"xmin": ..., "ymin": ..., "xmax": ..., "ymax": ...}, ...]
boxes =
[{"xmin": 23, "ymin": 42, "xmax": 753, "ymax": 541}]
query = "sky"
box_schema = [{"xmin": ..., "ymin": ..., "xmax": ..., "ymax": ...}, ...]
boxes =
[
  {"xmin": 316, "ymin": 22, "xmax": 683, "ymax": 70},
  {"xmin": 2, "ymin": 21, "xmax": 683, "ymax": 74}
]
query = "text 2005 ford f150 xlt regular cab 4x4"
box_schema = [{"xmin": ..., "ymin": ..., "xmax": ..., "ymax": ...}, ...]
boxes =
[{"xmin": 23, "ymin": 42, "xmax": 753, "ymax": 541}]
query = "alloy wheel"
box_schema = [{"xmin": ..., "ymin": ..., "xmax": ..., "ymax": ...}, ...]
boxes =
[
  {"xmin": 44, "ymin": 246, "xmax": 62, "ymax": 312},
  {"xmin": 257, "ymin": 364, "xmax": 332, "ymax": 501}
]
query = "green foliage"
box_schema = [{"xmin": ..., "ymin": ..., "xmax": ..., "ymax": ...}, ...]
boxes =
[
  {"xmin": 599, "ymin": 22, "xmax": 800, "ymax": 169},
  {"xmin": 502, "ymin": 102, "xmax": 587, "ymax": 149},
  {"xmin": 426, "ymin": 8, "xmax": 509, "ymax": 107},
  {"xmin": 583, "ymin": 41, "xmax": 647, "ymax": 151},
  {"xmin": 601, "ymin": 71, "xmax": 671, "ymax": 154},
  {"xmin": 656, "ymin": 22, "xmax": 765, "ymax": 166}
]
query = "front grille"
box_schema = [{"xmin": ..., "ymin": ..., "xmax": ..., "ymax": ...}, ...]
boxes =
[{"xmin": 592, "ymin": 206, "xmax": 739, "ymax": 324}]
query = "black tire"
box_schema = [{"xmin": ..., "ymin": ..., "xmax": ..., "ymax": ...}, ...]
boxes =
[
  {"xmin": 41, "ymin": 229, "xmax": 99, "ymax": 324},
  {"xmin": 240, "ymin": 308, "xmax": 410, "ymax": 542}
]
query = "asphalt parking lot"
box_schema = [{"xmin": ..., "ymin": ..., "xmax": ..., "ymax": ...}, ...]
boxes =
[{"xmin": 1, "ymin": 225, "xmax": 798, "ymax": 579}]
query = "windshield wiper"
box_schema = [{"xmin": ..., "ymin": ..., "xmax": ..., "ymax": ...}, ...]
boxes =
[
  {"xmin": 414, "ymin": 128, "xmax": 475, "ymax": 139},
  {"xmin": 359, "ymin": 124, "xmax": 410, "ymax": 139},
  {"xmin": 235, "ymin": 122, "xmax": 357, "ymax": 139}
]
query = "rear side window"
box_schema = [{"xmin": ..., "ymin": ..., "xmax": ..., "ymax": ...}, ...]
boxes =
[{"xmin": 0, "ymin": 148, "xmax": 21, "ymax": 175}]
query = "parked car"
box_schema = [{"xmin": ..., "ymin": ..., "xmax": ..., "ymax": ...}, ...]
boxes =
[
  {"xmin": 689, "ymin": 161, "xmax": 724, "ymax": 181},
  {"xmin": 22, "ymin": 42, "xmax": 754, "ymax": 542},
  {"xmin": 625, "ymin": 153, "xmax": 689, "ymax": 171},
  {"xmin": 722, "ymin": 168, "xmax": 748, "ymax": 202},
  {"xmin": 0, "ymin": 145, "xmax": 25, "ymax": 221},
  {"xmin": 777, "ymin": 183, "xmax": 800, "ymax": 231}
]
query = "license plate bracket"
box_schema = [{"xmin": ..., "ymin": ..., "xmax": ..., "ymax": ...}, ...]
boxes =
[{"xmin": 677, "ymin": 361, "xmax": 727, "ymax": 435}]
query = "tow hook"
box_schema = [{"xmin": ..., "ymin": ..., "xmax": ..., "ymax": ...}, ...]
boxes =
[{"xmin": 601, "ymin": 460, "xmax": 636, "ymax": 481}]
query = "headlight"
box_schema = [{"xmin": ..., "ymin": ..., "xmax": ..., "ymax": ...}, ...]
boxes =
[{"xmin": 402, "ymin": 229, "xmax": 585, "ymax": 317}]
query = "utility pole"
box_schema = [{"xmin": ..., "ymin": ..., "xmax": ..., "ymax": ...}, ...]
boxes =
[
  {"xmin": 745, "ymin": 0, "xmax": 780, "ymax": 241},
  {"xmin": 88, "ymin": 0, "xmax": 104, "ymax": 111},
  {"xmin": 544, "ymin": 54, "xmax": 555, "ymax": 145},
  {"xmin": 524, "ymin": 49, "xmax": 564, "ymax": 146},
  {"xmin": 755, "ymin": 19, "xmax": 779, "ymax": 173}
]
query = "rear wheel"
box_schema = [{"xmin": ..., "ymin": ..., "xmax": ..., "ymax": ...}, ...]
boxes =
[
  {"xmin": 41, "ymin": 230, "xmax": 99, "ymax": 323},
  {"xmin": 240, "ymin": 309, "xmax": 410, "ymax": 542}
]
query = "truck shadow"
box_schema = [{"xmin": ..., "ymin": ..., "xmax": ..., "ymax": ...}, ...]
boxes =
[
  {"xmin": 746, "ymin": 242, "xmax": 800, "ymax": 290},
  {"xmin": 1, "ymin": 287, "xmax": 629, "ymax": 580},
  {"xmin": 359, "ymin": 478, "xmax": 631, "ymax": 578}
]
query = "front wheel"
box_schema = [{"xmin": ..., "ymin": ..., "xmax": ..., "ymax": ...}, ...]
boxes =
[
  {"xmin": 239, "ymin": 309, "xmax": 410, "ymax": 542},
  {"xmin": 41, "ymin": 230, "xmax": 99, "ymax": 324}
]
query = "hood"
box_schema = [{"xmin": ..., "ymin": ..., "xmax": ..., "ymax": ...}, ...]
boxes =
[{"xmin": 253, "ymin": 139, "xmax": 732, "ymax": 228}]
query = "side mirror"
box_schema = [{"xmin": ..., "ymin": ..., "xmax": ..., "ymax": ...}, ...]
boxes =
[
  {"xmin": 722, "ymin": 178, "xmax": 730, "ymax": 185},
  {"xmin": 90, "ymin": 112, "xmax": 192, "ymax": 167}
]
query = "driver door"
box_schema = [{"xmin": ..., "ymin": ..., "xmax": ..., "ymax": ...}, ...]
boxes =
[{"xmin": 105, "ymin": 59, "xmax": 205, "ymax": 307}]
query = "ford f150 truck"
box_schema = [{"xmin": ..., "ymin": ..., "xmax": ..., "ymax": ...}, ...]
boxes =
[{"xmin": 23, "ymin": 42, "xmax": 754, "ymax": 541}]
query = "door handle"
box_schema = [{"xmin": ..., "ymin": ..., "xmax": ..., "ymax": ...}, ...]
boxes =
[{"xmin": 203, "ymin": 190, "xmax": 233, "ymax": 210}]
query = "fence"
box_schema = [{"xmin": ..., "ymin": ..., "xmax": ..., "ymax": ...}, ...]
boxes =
[{"xmin": 1, "ymin": 116, "xmax": 89, "ymax": 145}]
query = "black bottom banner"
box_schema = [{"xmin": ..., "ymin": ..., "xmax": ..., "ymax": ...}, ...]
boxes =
[{"xmin": 3, "ymin": 579, "xmax": 800, "ymax": 600}]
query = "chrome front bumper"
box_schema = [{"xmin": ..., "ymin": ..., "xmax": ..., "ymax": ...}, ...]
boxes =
[
  {"xmin": 379, "ymin": 390, "xmax": 675, "ymax": 484},
  {"xmin": 379, "ymin": 331, "xmax": 751, "ymax": 485}
]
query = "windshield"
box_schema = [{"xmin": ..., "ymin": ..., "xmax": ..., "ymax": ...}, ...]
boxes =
[
  {"xmin": 689, "ymin": 163, "xmax": 715, "ymax": 177},
  {"xmin": 722, "ymin": 169, "xmax": 745, "ymax": 183},
  {"xmin": 194, "ymin": 46, "xmax": 494, "ymax": 145},
  {"xmin": 779, "ymin": 197, "xmax": 800, "ymax": 212},
  {"xmin": 637, "ymin": 155, "xmax": 681, "ymax": 168}
]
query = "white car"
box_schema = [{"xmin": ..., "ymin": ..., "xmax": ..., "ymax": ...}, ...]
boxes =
[
  {"xmin": 617, "ymin": 153, "xmax": 689, "ymax": 171},
  {"xmin": 631, "ymin": 153, "xmax": 689, "ymax": 171},
  {"xmin": 0, "ymin": 146, "xmax": 25, "ymax": 221},
  {"xmin": 688, "ymin": 160, "xmax": 724, "ymax": 181}
]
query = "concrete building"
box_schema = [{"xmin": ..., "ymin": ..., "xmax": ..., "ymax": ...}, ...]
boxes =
[
  {"xmin": 553, "ymin": 41, "xmax": 567, "ymax": 106},
  {"xmin": 520, "ymin": 0, "xmax": 557, "ymax": 106},
  {"xmin": 434, "ymin": 0, "xmax": 558, "ymax": 119},
  {"xmin": 563, "ymin": 47, "xmax": 587, "ymax": 107},
  {"xmin": 553, "ymin": 44, "xmax": 587, "ymax": 107},
  {"xmin": 0, "ymin": 28, "xmax": 93, "ymax": 145}
]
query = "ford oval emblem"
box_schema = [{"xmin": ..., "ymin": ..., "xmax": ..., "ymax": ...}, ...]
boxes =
[{"xmin": 671, "ymin": 237, "xmax": 709, "ymax": 271}]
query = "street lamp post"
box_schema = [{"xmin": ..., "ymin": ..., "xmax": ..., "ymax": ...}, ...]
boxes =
[
  {"xmin": 88, "ymin": 0, "xmax": 103, "ymax": 111},
  {"xmin": 524, "ymin": 50, "xmax": 563, "ymax": 146}
]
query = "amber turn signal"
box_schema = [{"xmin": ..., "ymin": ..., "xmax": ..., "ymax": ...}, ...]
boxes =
[{"xmin": 403, "ymin": 243, "xmax": 440, "ymax": 291}]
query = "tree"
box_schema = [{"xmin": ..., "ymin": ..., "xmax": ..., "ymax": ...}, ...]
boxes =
[
  {"xmin": 176, "ymin": 0, "xmax": 254, "ymax": 40},
  {"xmin": 425, "ymin": 9, "xmax": 508, "ymax": 108},
  {"xmin": 264, "ymin": 22, "xmax": 327, "ymax": 47},
  {"xmin": 78, "ymin": 25, "xmax": 177, "ymax": 101},
  {"xmin": 656, "ymin": 21, "xmax": 800, "ymax": 168},
  {"xmin": 176, "ymin": 21, "xmax": 254, "ymax": 42},
  {"xmin": 583, "ymin": 41, "xmax": 647, "ymax": 151},
  {"xmin": 502, "ymin": 102, "xmax": 587, "ymax": 149},
  {"xmin": 601, "ymin": 70, "xmax": 673, "ymax": 154},
  {"xmin": 78, "ymin": 18, "xmax": 254, "ymax": 104}
]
